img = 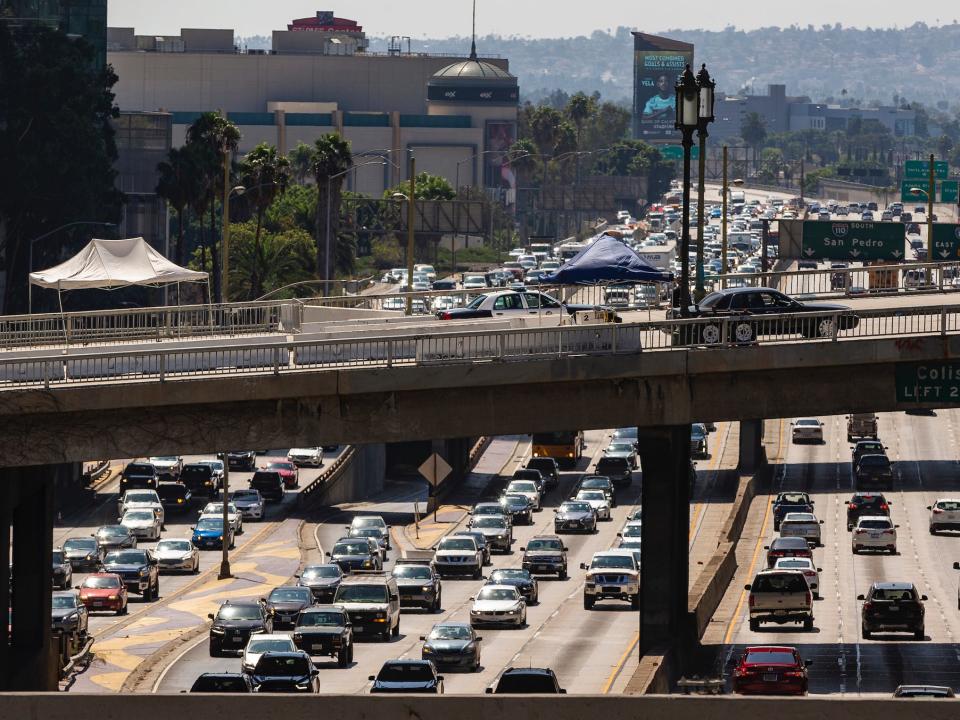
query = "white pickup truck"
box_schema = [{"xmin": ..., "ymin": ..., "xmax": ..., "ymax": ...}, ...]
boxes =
[
  {"xmin": 745, "ymin": 569, "xmax": 814, "ymax": 631},
  {"xmin": 580, "ymin": 550, "xmax": 639, "ymax": 610}
]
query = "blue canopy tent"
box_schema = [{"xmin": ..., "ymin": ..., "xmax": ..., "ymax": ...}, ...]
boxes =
[{"xmin": 542, "ymin": 234, "xmax": 674, "ymax": 285}]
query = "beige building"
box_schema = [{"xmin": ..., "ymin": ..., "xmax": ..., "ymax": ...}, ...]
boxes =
[{"xmin": 106, "ymin": 16, "xmax": 519, "ymax": 198}]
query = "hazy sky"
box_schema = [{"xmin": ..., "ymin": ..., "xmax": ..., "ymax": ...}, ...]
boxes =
[{"xmin": 108, "ymin": 1, "xmax": 960, "ymax": 38}]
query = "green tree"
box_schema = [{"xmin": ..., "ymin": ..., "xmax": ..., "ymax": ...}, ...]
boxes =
[
  {"xmin": 224, "ymin": 224, "xmax": 315, "ymax": 301},
  {"xmin": 237, "ymin": 143, "xmax": 290, "ymax": 298},
  {"xmin": 156, "ymin": 146, "xmax": 201, "ymax": 267},
  {"xmin": 311, "ymin": 132, "xmax": 353, "ymax": 280},
  {"xmin": 740, "ymin": 112, "xmax": 768, "ymax": 176},
  {"xmin": 386, "ymin": 172, "xmax": 455, "ymax": 201},
  {"xmin": 0, "ymin": 22, "xmax": 123, "ymax": 313},
  {"xmin": 288, "ymin": 141, "xmax": 314, "ymax": 185},
  {"xmin": 566, "ymin": 92, "xmax": 596, "ymax": 149},
  {"xmin": 757, "ymin": 147, "xmax": 785, "ymax": 184}
]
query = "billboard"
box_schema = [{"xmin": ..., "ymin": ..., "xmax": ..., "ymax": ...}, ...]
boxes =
[
  {"xmin": 484, "ymin": 120, "xmax": 518, "ymax": 198},
  {"xmin": 632, "ymin": 33, "xmax": 694, "ymax": 141}
]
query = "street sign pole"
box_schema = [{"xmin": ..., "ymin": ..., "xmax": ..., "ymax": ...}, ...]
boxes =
[{"xmin": 928, "ymin": 154, "xmax": 935, "ymax": 261}]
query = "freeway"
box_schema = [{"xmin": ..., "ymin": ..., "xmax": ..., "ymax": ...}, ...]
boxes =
[
  {"xmin": 147, "ymin": 424, "xmax": 741, "ymax": 695},
  {"xmin": 703, "ymin": 411, "xmax": 960, "ymax": 695}
]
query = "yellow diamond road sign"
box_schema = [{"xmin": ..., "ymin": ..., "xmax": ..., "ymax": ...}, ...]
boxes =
[{"xmin": 419, "ymin": 453, "xmax": 452, "ymax": 487}]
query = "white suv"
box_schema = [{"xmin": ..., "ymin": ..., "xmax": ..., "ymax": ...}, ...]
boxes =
[
  {"xmin": 852, "ymin": 516, "xmax": 898, "ymax": 554},
  {"xmin": 927, "ymin": 498, "xmax": 960, "ymax": 534},
  {"xmin": 580, "ymin": 550, "xmax": 639, "ymax": 610}
]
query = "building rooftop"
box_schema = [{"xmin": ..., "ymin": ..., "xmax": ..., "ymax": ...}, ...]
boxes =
[{"xmin": 432, "ymin": 58, "xmax": 514, "ymax": 81}]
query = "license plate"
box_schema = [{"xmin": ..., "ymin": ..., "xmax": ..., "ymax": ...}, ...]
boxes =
[
  {"xmin": 603, "ymin": 586, "xmax": 619, "ymax": 593},
  {"xmin": 888, "ymin": 606, "xmax": 899, "ymax": 612},
  {"xmin": 353, "ymin": 626, "xmax": 364, "ymax": 632},
  {"xmin": 763, "ymin": 674, "xmax": 779, "ymax": 682},
  {"xmin": 311, "ymin": 643, "xmax": 325, "ymax": 651},
  {"xmin": 233, "ymin": 632, "xmax": 242, "ymax": 637},
  {"xmin": 869, "ymin": 533, "xmax": 881, "ymax": 539},
  {"xmin": 774, "ymin": 610, "xmax": 787, "ymax": 616},
  {"xmin": 92, "ymin": 601, "xmax": 104, "ymax": 607}
]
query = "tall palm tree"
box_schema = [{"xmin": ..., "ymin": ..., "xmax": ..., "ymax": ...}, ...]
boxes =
[
  {"xmin": 310, "ymin": 132, "xmax": 352, "ymax": 280},
  {"xmin": 238, "ymin": 143, "xmax": 290, "ymax": 298},
  {"xmin": 155, "ymin": 146, "xmax": 200, "ymax": 267},
  {"xmin": 288, "ymin": 142, "xmax": 314, "ymax": 185}
]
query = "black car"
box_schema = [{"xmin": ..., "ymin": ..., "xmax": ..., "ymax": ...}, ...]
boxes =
[
  {"xmin": 553, "ymin": 501, "xmax": 597, "ymax": 535},
  {"xmin": 855, "ymin": 454, "xmax": 894, "ymax": 490},
  {"xmin": 521, "ymin": 535, "xmax": 568, "ymax": 579},
  {"xmin": 859, "ymin": 582, "xmax": 926, "ymax": 640},
  {"xmin": 594, "ymin": 458, "xmax": 632, "ymax": 489},
  {"xmin": 292, "ymin": 606, "xmax": 353, "ymax": 667},
  {"xmin": 223, "ymin": 451, "xmax": 257, "ymax": 471},
  {"xmin": 431, "ymin": 279, "xmax": 457, "ymax": 291},
  {"xmin": 52, "ymin": 549, "xmax": 73, "ymax": 590},
  {"xmin": 847, "ymin": 493, "xmax": 891, "ymax": 530},
  {"xmin": 208, "ymin": 600, "xmax": 273, "ymax": 657},
  {"xmin": 181, "ymin": 463, "xmax": 220, "ymax": 498},
  {"xmin": 156, "ymin": 482, "xmax": 192, "ymax": 512},
  {"xmin": 485, "ymin": 667, "xmax": 566, "ymax": 694},
  {"xmin": 62, "ymin": 537, "xmax": 104, "ymax": 571},
  {"xmin": 764, "ymin": 537, "xmax": 813, "ymax": 568},
  {"xmin": 102, "ymin": 549, "xmax": 160, "ymax": 600},
  {"xmin": 250, "ymin": 651, "xmax": 320, "ymax": 693},
  {"xmin": 264, "ymin": 585, "xmax": 314, "ymax": 629},
  {"xmin": 772, "ymin": 492, "xmax": 815, "ymax": 532},
  {"xmin": 250, "ymin": 470, "xmax": 284, "ymax": 502},
  {"xmin": 851, "ymin": 440, "xmax": 887, "ymax": 468},
  {"xmin": 512, "ymin": 468, "xmax": 545, "ymax": 494},
  {"xmin": 669, "ymin": 287, "xmax": 859, "ymax": 344},
  {"xmin": 327, "ymin": 538, "xmax": 382, "ymax": 572},
  {"xmin": 369, "ymin": 659, "xmax": 444, "ymax": 694},
  {"xmin": 189, "ymin": 673, "xmax": 254, "ymax": 693},
  {"xmin": 526, "ymin": 457, "xmax": 560, "ymax": 490},
  {"xmin": 296, "ymin": 564, "xmax": 343, "ymax": 603},
  {"xmin": 575, "ymin": 475, "xmax": 617, "ymax": 506},
  {"xmin": 95, "ymin": 525, "xmax": 138, "ymax": 551},
  {"xmin": 120, "ymin": 462, "xmax": 158, "ymax": 493},
  {"xmin": 487, "ymin": 568, "xmax": 538, "ymax": 604},
  {"xmin": 392, "ymin": 560, "xmax": 442, "ymax": 612},
  {"xmin": 499, "ymin": 494, "xmax": 533, "ymax": 525},
  {"xmin": 51, "ymin": 591, "xmax": 89, "ymax": 646},
  {"xmin": 421, "ymin": 622, "xmax": 481, "ymax": 672}
]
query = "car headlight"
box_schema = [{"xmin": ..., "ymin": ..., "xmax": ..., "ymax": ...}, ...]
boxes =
[
  {"xmin": 218, "ymin": 536, "xmax": 223, "ymax": 541},
  {"xmin": 363, "ymin": 560, "xmax": 373, "ymax": 568},
  {"xmin": 139, "ymin": 568, "xmax": 150, "ymax": 576},
  {"xmin": 422, "ymin": 645, "xmax": 434, "ymax": 654},
  {"xmin": 249, "ymin": 628, "xmax": 265, "ymax": 634},
  {"xmin": 85, "ymin": 554, "xmax": 93, "ymax": 560},
  {"xmin": 497, "ymin": 535, "xmax": 505, "ymax": 540},
  {"xmin": 65, "ymin": 612, "xmax": 78, "ymax": 621},
  {"xmin": 506, "ymin": 609, "xmax": 518, "ymax": 615},
  {"xmin": 211, "ymin": 626, "xmax": 225, "ymax": 635},
  {"xmin": 422, "ymin": 585, "xmax": 433, "ymax": 592},
  {"xmin": 107, "ymin": 595, "xmax": 119, "ymax": 600}
]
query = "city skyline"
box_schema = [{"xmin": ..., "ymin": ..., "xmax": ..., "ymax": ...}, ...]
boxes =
[{"xmin": 108, "ymin": 1, "xmax": 960, "ymax": 39}]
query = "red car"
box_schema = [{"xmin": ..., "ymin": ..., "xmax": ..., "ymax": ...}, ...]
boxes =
[
  {"xmin": 731, "ymin": 646, "xmax": 811, "ymax": 695},
  {"xmin": 262, "ymin": 461, "xmax": 299, "ymax": 489},
  {"xmin": 78, "ymin": 573, "xmax": 128, "ymax": 615}
]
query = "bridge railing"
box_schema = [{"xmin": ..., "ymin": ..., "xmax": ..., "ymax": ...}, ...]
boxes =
[{"xmin": 1, "ymin": 303, "xmax": 958, "ymax": 391}]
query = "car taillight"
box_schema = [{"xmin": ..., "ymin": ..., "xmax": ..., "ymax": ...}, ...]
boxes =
[
  {"xmin": 848, "ymin": 503, "xmax": 857, "ymax": 510},
  {"xmin": 863, "ymin": 601, "xmax": 873, "ymax": 611},
  {"xmin": 805, "ymin": 590, "xmax": 812, "ymax": 605},
  {"xmin": 933, "ymin": 508, "xmax": 943, "ymax": 514},
  {"xmin": 880, "ymin": 504, "xmax": 888, "ymax": 511},
  {"xmin": 784, "ymin": 670, "xmax": 805, "ymax": 678},
  {"xmin": 439, "ymin": 312, "xmax": 452, "ymax": 320},
  {"xmin": 882, "ymin": 529, "xmax": 894, "ymax": 534}
]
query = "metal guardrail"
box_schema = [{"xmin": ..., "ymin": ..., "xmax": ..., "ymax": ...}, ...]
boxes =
[{"xmin": 0, "ymin": 303, "xmax": 958, "ymax": 391}]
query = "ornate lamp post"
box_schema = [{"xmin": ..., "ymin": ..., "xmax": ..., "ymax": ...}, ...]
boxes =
[
  {"xmin": 694, "ymin": 64, "xmax": 715, "ymax": 302},
  {"xmin": 674, "ymin": 65, "xmax": 700, "ymax": 316}
]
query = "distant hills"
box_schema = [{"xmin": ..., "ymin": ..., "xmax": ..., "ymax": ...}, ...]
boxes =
[{"xmin": 239, "ymin": 23, "xmax": 960, "ymax": 109}]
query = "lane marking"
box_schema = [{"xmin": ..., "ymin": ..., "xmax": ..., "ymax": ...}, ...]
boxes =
[{"xmin": 601, "ymin": 631, "xmax": 639, "ymax": 694}]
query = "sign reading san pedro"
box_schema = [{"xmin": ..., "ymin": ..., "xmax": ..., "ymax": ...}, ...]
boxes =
[{"xmin": 800, "ymin": 221, "xmax": 905, "ymax": 261}]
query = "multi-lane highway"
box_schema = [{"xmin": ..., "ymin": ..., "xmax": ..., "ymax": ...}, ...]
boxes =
[{"xmin": 705, "ymin": 411, "xmax": 960, "ymax": 695}]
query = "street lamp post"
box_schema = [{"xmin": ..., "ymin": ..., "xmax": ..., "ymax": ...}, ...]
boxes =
[
  {"xmin": 694, "ymin": 64, "xmax": 715, "ymax": 303},
  {"xmin": 392, "ymin": 155, "xmax": 417, "ymax": 315},
  {"xmin": 27, "ymin": 220, "xmax": 117, "ymax": 314},
  {"xmin": 909, "ymin": 181, "xmax": 935, "ymax": 261},
  {"xmin": 674, "ymin": 65, "xmax": 701, "ymax": 316}
]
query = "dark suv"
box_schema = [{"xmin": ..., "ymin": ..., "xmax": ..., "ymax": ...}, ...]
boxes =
[
  {"xmin": 525, "ymin": 458, "xmax": 559, "ymax": 490},
  {"xmin": 855, "ymin": 454, "xmax": 894, "ymax": 490},
  {"xmin": 250, "ymin": 471, "xmax": 284, "ymax": 502},
  {"xmin": 764, "ymin": 537, "xmax": 813, "ymax": 568},
  {"xmin": 485, "ymin": 667, "xmax": 566, "ymax": 694},
  {"xmin": 156, "ymin": 482, "xmax": 192, "ymax": 512},
  {"xmin": 521, "ymin": 536, "xmax": 568, "ymax": 579},
  {"xmin": 120, "ymin": 462, "xmax": 158, "ymax": 493},
  {"xmin": 292, "ymin": 605, "xmax": 354, "ymax": 667},
  {"xmin": 101, "ymin": 549, "xmax": 160, "ymax": 600},
  {"xmin": 594, "ymin": 457, "xmax": 632, "ymax": 488},
  {"xmin": 851, "ymin": 440, "xmax": 887, "ymax": 468},
  {"xmin": 208, "ymin": 600, "xmax": 273, "ymax": 656},
  {"xmin": 180, "ymin": 463, "xmax": 219, "ymax": 498},
  {"xmin": 859, "ymin": 582, "xmax": 926, "ymax": 640},
  {"xmin": 847, "ymin": 493, "xmax": 891, "ymax": 531},
  {"xmin": 772, "ymin": 492, "xmax": 814, "ymax": 532}
]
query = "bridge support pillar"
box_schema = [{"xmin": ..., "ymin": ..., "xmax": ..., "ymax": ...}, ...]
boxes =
[
  {"xmin": 0, "ymin": 466, "xmax": 56, "ymax": 691},
  {"xmin": 637, "ymin": 426, "xmax": 693, "ymax": 663},
  {"xmin": 738, "ymin": 420, "xmax": 766, "ymax": 473}
]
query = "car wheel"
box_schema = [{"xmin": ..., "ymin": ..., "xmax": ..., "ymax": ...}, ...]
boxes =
[
  {"xmin": 862, "ymin": 626, "xmax": 871, "ymax": 639},
  {"xmin": 930, "ymin": 526, "xmax": 938, "ymax": 535},
  {"xmin": 348, "ymin": 644, "xmax": 354, "ymax": 663},
  {"xmin": 472, "ymin": 567, "xmax": 482, "ymax": 580},
  {"xmin": 392, "ymin": 621, "xmax": 400, "ymax": 638},
  {"xmin": 121, "ymin": 602, "xmax": 128, "ymax": 615},
  {"xmin": 803, "ymin": 617, "xmax": 814, "ymax": 631},
  {"xmin": 748, "ymin": 618, "xmax": 759, "ymax": 632},
  {"xmin": 773, "ymin": 522, "xmax": 780, "ymax": 532},
  {"xmin": 733, "ymin": 321, "xmax": 755, "ymax": 343},
  {"xmin": 630, "ymin": 595, "xmax": 640, "ymax": 611},
  {"xmin": 433, "ymin": 593, "xmax": 442, "ymax": 613},
  {"xmin": 583, "ymin": 596, "xmax": 595, "ymax": 610},
  {"xmin": 559, "ymin": 568, "xmax": 568, "ymax": 580},
  {"xmin": 115, "ymin": 606, "xmax": 124, "ymax": 616},
  {"xmin": 210, "ymin": 642, "xmax": 222, "ymax": 657},
  {"xmin": 914, "ymin": 627, "xmax": 924, "ymax": 641},
  {"xmin": 194, "ymin": 559, "xmax": 200, "ymax": 574},
  {"xmin": 700, "ymin": 323, "xmax": 721, "ymax": 345},
  {"xmin": 816, "ymin": 317, "xmax": 836, "ymax": 338},
  {"xmin": 338, "ymin": 646, "xmax": 349, "ymax": 667}
]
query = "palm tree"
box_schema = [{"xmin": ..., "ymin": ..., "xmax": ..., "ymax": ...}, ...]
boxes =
[
  {"xmin": 238, "ymin": 143, "xmax": 290, "ymax": 298},
  {"xmin": 288, "ymin": 142, "xmax": 314, "ymax": 185},
  {"xmin": 155, "ymin": 147, "xmax": 200, "ymax": 267},
  {"xmin": 310, "ymin": 132, "xmax": 352, "ymax": 280},
  {"xmin": 740, "ymin": 112, "xmax": 767, "ymax": 177}
]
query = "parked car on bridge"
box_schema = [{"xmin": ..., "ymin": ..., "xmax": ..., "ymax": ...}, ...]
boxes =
[{"xmin": 435, "ymin": 290, "xmax": 599, "ymax": 321}]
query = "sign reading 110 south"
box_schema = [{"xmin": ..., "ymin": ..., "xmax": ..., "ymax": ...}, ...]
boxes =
[{"xmin": 801, "ymin": 221, "xmax": 905, "ymax": 261}]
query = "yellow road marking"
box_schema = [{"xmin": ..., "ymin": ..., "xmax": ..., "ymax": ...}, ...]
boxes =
[
  {"xmin": 722, "ymin": 419, "xmax": 785, "ymax": 645},
  {"xmin": 601, "ymin": 631, "xmax": 640, "ymax": 694}
]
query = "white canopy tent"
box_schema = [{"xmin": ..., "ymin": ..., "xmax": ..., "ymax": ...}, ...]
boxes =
[{"xmin": 28, "ymin": 237, "xmax": 210, "ymax": 315}]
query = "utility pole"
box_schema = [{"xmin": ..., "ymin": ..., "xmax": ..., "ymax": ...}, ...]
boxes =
[
  {"xmin": 218, "ymin": 461, "xmax": 231, "ymax": 579},
  {"xmin": 221, "ymin": 142, "xmax": 231, "ymax": 303},
  {"xmin": 927, "ymin": 153, "xmax": 935, "ymax": 261},
  {"xmin": 721, "ymin": 145, "xmax": 728, "ymax": 290},
  {"xmin": 405, "ymin": 156, "xmax": 416, "ymax": 316}
]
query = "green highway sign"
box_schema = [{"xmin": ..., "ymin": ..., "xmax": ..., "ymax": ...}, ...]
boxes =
[
  {"xmin": 931, "ymin": 224, "xmax": 960, "ymax": 261},
  {"xmin": 801, "ymin": 221, "xmax": 905, "ymax": 261},
  {"xmin": 904, "ymin": 159, "xmax": 948, "ymax": 180},
  {"xmin": 900, "ymin": 179, "xmax": 959, "ymax": 202},
  {"xmin": 943, "ymin": 180, "xmax": 959, "ymax": 203},
  {"xmin": 896, "ymin": 361, "xmax": 960, "ymax": 403},
  {"xmin": 659, "ymin": 145, "xmax": 699, "ymax": 161}
]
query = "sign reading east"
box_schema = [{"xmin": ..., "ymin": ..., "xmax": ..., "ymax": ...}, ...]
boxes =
[{"xmin": 801, "ymin": 221, "xmax": 905, "ymax": 261}]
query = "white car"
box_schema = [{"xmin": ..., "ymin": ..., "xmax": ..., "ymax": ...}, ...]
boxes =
[
  {"xmin": 469, "ymin": 585, "xmax": 526, "ymax": 627},
  {"xmin": 779, "ymin": 512, "xmax": 823, "ymax": 546},
  {"xmin": 350, "ymin": 515, "xmax": 388, "ymax": 534},
  {"xmin": 504, "ymin": 480, "xmax": 541, "ymax": 511},
  {"xmin": 118, "ymin": 509, "xmax": 162, "ymax": 541},
  {"xmin": 575, "ymin": 489, "xmax": 612, "ymax": 521},
  {"xmin": 149, "ymin": 455, "xmax": 183, "ymax": 480},
  {"xmin": 773, "ymin": 556, "xmax": 821, "ymax": 599},
  {"xmin": 382, "ymin": 297, "xmax": 406, "ymax": 311},
  {"xmin": 287, "ymin": 447, "xmax": 323, "ymax": 467},
  {"xmin": 434, "ymin": 536, "xmax": 483, "ymax": 579},
  {"xmin": 791, "ymin": 418, "xmax": 824, "ymax": 443},
  {"xmin": 462, "ymin": 274, "xmax": 488, "ymax": 290},
  {"xmin": 432, "ymin": 295, "xmax": 458, "ymax": 311},
  {"xmin": 153, "ymin": 538, "xmax": 200, "ymax": 573},
  {"xmin": 230, "ymin": 488, "xmax": 264, "ymax": 520},
  {"xmin": 852, "ymin": 516, "xmax": 898, "ymax": 554},
  {"xmin": 928, "ymin": 498, "xmax": 960, "ymax": 533},
  {"xmin": 241, "ymin": 634, "xmax": 297, "ymax": 673},
  {"xmin": 414, "ymin": 264, "xmax": 437, "ymax": 282},
  {"xmin": 117, "ymin": 489, "xmax": 165, "ymax": 527},
  {"xmin": 199, "ymin": 502, "xmax": 243, "ymax": 535}
]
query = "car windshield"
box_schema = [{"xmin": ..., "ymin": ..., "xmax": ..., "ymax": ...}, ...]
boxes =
[
  {"xmin": 301, "ymin": 565, "xmax": 339, "ymax": 579},
  {"xmin": 474, "ymin": 505, "xmax": 504, "ymax": 515},
  {"xmin": 622, "ymin": 525, "xmax": 642, "ymax": 537},
  {"xmin": 202, "ymin": 504, "xmax": 234, "ymax": 515},
  {"xmin": 526, "ymin": 539, "xmax": 563, "ymax": 551},
  {"xmin": 125, "ymin": 464, "xmax": 154, "ymax": 477},
  {"xmin": 297, "ymin": 611, "xmax": 345, "ymax": 627},
  {"xmin": 199, "ymin": 461, "xmax": 223, "ymax": 471},
  {"xmin": 859, "ymin": 519, "xmax": 892, "ymax": 529},
  {"xmin": 392, "ymin": 565, "xmax": 432, "ymax": 579},
  {"xmin": 466, "ymin": 295, "xmax": 487, "ymax": 309},
  {"xmin": 377, "ymin": 664, "xmax": 434, "ymax": 682},
  {"xmin": 125, "ymin": 492, "xmax": 157, "ymax": 503},
  {"xmin": 105, "ymin": 551, "xmax": 146, "ymax": 564},
  {"xmin": 607, "ymin": 442, "xmax": 633, "ymax": 453},
  {"xmin": 560, "ymin": 502, "xmax": 591, "ymax": 514},
  {"xmin": 936, "ymin": 501, "xmax": 960, "ymax": 511},
  {"xmin": 266, "ymin": 462, "xmax": 295, "ymax": 471},
  {"xmin": 156, "ymin": 540, "xmax": 191, "ymax": 552},
  {"xmin": 124, "ymin": 511, "xmax": 154, "ymax": 522},
  {"xmin": 591, "ymin": 555, "xmax": 634, "ymax": 569},
  {"xmin": 745, "ymin": 651, "xmax": 796, "ymax": 665},
  {"xmin": 352, "ymin": 517, "xmax": 385, "ymax": 529},
  {"xmin": 496, "ymin": 674, "xmax": 557, "ymax": 693},
  {"xmin": 83, "ymin": 575, "xmax": 121, "ymax": 589},
  {"xmin": 332, "ymin": 542, "xmax": 370, "ymax": 555},
  {"xmin": 429, "ymin": 625, "xmax": 472, "ymax": 641},
  {"xmin": 491, "ymin": 570, "xmax": 529, "ymax": 581},
  {"xmin": 269, "ymin": 588, "xmax": 311, "ymax": 602},
  {"xmin": 478, "ymin": 588, "xmax": 518, "ymax": 601},
  {"xmin": 232, "ymin": 490, "xmax": 258, "ymax": 500},
  {"xmin": 52, "ymin": 595, "xmax": 78, "ymax": 609},
  {"xmin": 471, "ymin": 517, "xmax": 506, "ymax": 528},
  {"xmin": 796, "ymin": 419, "xmax": 820, "ymax": 426},
  {"xmin": 335, "ymin": 585, "xmax": 388, "ymax": 603},
  {"xmin": 772, "ymin": 538, "xmax": 808, "ymax": 549},
  {"xmin": 859, "ymin": 456, "xmax": 889, "ymax": 467},
  {"xmin": 218, "ymin": 605, "xmax": 262, "ymax": 621},
  {"xmin": 98, "ymin": 526, "xmax": 127, "ymax": 537},
  {"xmin": 350, "ymin": 528, "xmax": 382, "ymax": 538},
  {"xmin": 439, "ymin": 539, "xmax": 476, "ymax": 551},
  {"xmin": 577, "ymin": 491, "xmax": 606, "ymax": 502},
  {"xmin": 582, "ymin": 478, "xmax": 610, "ymax": 489},
  {"xmin": 501, "ymin": 495, "xmax": 528, "ymax": 508},
  {"xmin": 776, "ymin": 559, "xmax": 812, "ymax": 570},
  {"xmin": 784, "ymin": 514, "xmax": 815, "ymax": 522},
  {"xmin": 507, "ymin": 481, "xmax": 537, "ymax": 493},
  {"xmin": 254, "ymin": 656, "xmax": 310, "ymax": 676},
  {"xmin": 778, "ymin": 493, "xmax": 809, "ymax": 504},
  {"xmin": 247, "ymin": 638, "xmax": 294, "ymax": 654},
  {"xmin": 196, "ymin": 518, "xmax": 224, "ymax": 531}
]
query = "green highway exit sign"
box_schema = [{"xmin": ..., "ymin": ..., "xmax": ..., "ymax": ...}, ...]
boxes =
[
  {"xmin": 896, "ymin": 361, "xmax": 960, "ymax": 403},
  {"xmin": 659, "ymin": 145, "xmax": 699, "ymax": 161},
  {"xmin": 801, "ymin": 221, "xmax": 905, "ymax": 261},
  {"xmin": 931, "ymin": 224, "xmax": 960, "ymax": 260},
  {"xmin": 905, "ymin": 159, "xmax": 948, "ymax": 180},
  {"xmin": 943, "ymin": 180, "xmax": 959, "ymax": 203},
  {"xmin": 901, "ymin": 179, "xmax": 958, "ymax": 202}
]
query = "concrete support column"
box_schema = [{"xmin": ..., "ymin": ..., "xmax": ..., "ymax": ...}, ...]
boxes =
[
  {"xmin": 2, "ymin": 467, "xmax": 56, "ymax": 690},
  {"xmin": 738, "ymin": 419, "xmax": 766, "ymax": 473},
  {"xmin": 637, "ymin": 426, "xmax": 692, "ymax": 660}
]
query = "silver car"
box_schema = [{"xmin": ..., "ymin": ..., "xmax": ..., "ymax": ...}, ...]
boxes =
[
  {"xmin": 153, "ymin": 538, "xmax": 200, "ymax": 573},
  {"xmin": 118, "ymin": 509, "xmax": 162, "ymax": 541},
  {"xmin": 469, "ymin": 585, "xmax": 526, "ymax": 628},
  {"xmin": 287, "ymin": 447, "xmax": 323, "ymax": 468},
  {"xmin": 467, "ymin": 515, "xmax": 513, "ymax": 552},
  {"xmin": 231, "ymin": 489, "xmax": 264, "ymax": 520}
]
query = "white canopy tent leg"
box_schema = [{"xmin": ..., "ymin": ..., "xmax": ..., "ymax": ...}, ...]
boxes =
[{"xmin": 57, "ymin": 281, "xmax": 68, "ymax": 346}]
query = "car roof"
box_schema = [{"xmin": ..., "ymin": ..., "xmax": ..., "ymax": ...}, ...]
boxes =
[
  {"xmin": 852, "ymin": 492, "xmax": 887, "ymax": 499},
  {"xmin": 771, "ymin": 537, "xmax": 809, "ymax": 547},
  {"xmin": 502, "ymin": 667, "xmax": 555, "ymax": 676},
  {"xmin": 872, "ymin": 581, "xmax": 915, "ymax": 590},
  {"xmin": 782, "ymin": 512, "xmax": 815, "ymax": 520},
  {"xmin": 594, "ymin": 549, "xmax": 636, "ymax": 558},
  {"xmin": 744, "ymin": 645, "xmax": 798, "ymax": 653},
  {"xmin": 301, "ymin": 605, "xmax": 347, "ymax": 613},
  {"xmin": 858, "ymin": 515, "xmax": 893, "ymax": 522},
  {"xmin": 530, "ymin": 534, "xmax": 563, "ymax": 541},
  {"xmin": 339, "ymin": 574, "xmax": 394, "ymax": 585},
  {"xmin": 382, "ymin": 659, "xmax": 433, "ymax": 666},
  {"xmin": 431, "ymin": 621, "xmax": 471, "ymax": 629}
]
